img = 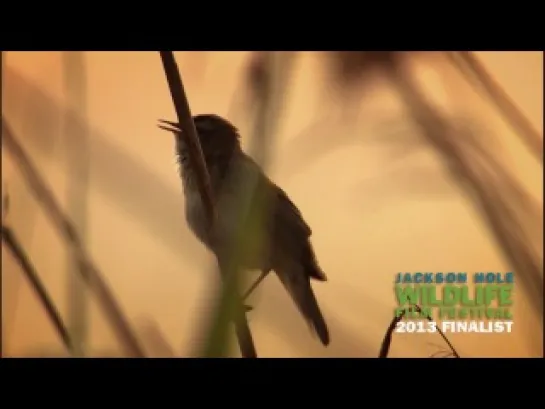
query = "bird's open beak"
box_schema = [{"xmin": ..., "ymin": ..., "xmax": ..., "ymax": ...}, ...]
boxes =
[{"xmin": 157, "ymin": 119, "xmax": 182, "ymax": 134}]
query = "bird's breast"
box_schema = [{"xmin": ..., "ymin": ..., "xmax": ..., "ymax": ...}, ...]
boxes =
[{"xmin": 184, "ymin": 189, "xmax": 211, "ymax": 248}]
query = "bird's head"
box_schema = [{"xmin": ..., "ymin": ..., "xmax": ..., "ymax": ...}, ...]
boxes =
[{"xmin": 159, "ymin": 114, "xmax": 241, "ymax": 160}]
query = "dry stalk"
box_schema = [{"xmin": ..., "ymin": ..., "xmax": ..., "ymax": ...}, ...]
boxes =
[
  {"xmin": 1, "ymin": 225, "xmax": 74, "ymax": 353},
  {"xmin": 378, "ymin": 305, "xmax": 460, "ymax": 358},
  {"xmin": 447, "ymin": 51, "xmax": 543, "ymax": 162},
  {"xmin": 1, "ymin": 119, "xmax": 145, "ymax": 357},
  {"xmin": 383, "ymin": 58, "xmax": 543, "ymax": 318}
]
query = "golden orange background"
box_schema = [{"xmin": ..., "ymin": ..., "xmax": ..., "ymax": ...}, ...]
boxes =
[{"xmin": 1, "ymin": 51, "xmax": 543, "ymax": 357}]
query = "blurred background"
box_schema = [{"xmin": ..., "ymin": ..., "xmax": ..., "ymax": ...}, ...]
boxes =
[{"xmin": 1, "ymin": 51, "xmax": 543, "ymax": 357}]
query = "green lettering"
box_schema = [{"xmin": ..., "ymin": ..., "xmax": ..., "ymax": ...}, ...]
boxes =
[
  {"xmin": 470, "ymin": 307, "xmax": 484, "ymax": 319},
  {"xmin": 442, "ymin": 285, "xmax": 460, "ymax": 306},
  {"xmin": 426, "ymin": 285, "xmax": 441, "ymax": 306},
  {"xmin": 460, "ymin": 285, "xmax": 476, "ymax": 306},
  {"xmin": 420, "ymin": 307, "xmax": 432, "ymax": 318},
  {"xmin": 485, "ymin": 308, "xmax": 497, "ymax": 319},
  {"xmin": 474, "ymin": 285, "xmax": 484, "ymax": 305},
  {"xmin": 419, "ymin": 285, "xmax": 428, "ymax": 305},
  {"xmin": 395, "ymin": 285, "xmax": 419, "ymax": 306},
  {"xmin": 394, "ymin": 307, "xmax": 405, "ymax": 317},
  {"xmin": 440, "ymin": 307, "xmax": 456, "ymax": 319},
  {"xmin": 406, "ymin": 308, "xmax": 419, "ymax": 319},
  {"xmin": 498, "ymin": 285, "xmax": 513, "ymax": 306},
  {"xmin": 484, "ymin": 285, "xmax": 498, "ymax": 306}
]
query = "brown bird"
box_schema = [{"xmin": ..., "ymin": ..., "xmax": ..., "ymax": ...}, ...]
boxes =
[{"xmin": 159, "ymin": 114, "xmax": 330, "ymax": 346}]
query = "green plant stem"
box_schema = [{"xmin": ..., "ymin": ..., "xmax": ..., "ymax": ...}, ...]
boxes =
[
  {"xmin": 159, "ymin": 51, "xmax": 257, "ymax": 358},
  {"xmin": 200, "ymin": 52, "xmax": 296, "ymax": 357}
]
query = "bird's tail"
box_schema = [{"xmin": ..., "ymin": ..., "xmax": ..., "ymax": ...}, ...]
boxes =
[{"xmin": 276, "ymin": 262, "xmax": 330, "ymax": 346}]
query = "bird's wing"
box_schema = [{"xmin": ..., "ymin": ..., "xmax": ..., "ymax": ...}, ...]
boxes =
[
  {"xmin": 219, "ymin": 155, "xmax": 323, "ymax": 278},
  {"xmin": 237, "ymin": 155, "xmax": 312, "ymax": 238},
  {"xmin": 273, "ymin": 187, "xmax": 312, "ymax": 238}
]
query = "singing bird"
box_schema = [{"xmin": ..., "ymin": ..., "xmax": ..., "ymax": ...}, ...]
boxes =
[{"xmin": 159, "ymin": 114, "xmax": 330, "ymax": 346}]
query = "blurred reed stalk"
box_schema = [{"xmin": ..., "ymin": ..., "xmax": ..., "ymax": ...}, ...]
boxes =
[
  {"xmin": 447, "ymin": 51, "xmax": 543, "ymax": 162},
  {"xmin": 199, "ymin": 51, "xmax": 295, "ymax": 357},
  {"xmin": 62, "ymin": 51, "xmax": 90, "ymax": 356},
  {"xmin": 158, "ymin": 51, "xmax": 257, "ymax": 358},
  {"xmin": 1, "ymin": 50, "xmax": 5, "ymax": 356},
  {"xmin": 1, "ymin": 225, "xmax": 74, "ymax": 353},
  {"xmin": 1, "ymin": 119, "xmax": 146, "ymax": 357},
  {"xmin": 383, "ymin": 54, "xmax": 543, "ymax": 335},
  {"xmin": 137, "ymin": 319, "xmax": 176, "ymax": 357}
]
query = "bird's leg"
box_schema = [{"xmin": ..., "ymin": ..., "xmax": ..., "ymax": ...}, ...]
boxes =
[
  {"xmin": 242, "ymin": 271, "xmax": 270, "ymax": 312},
  {"xmin": 243, "ymin": 269, "xmax": 271, "ymax": 301}
]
